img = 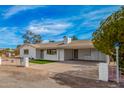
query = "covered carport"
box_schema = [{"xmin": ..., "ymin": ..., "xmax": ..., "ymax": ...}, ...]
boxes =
[{"xmin": 63, "ymin": 48, "xmax": 106, "ymax": 62}]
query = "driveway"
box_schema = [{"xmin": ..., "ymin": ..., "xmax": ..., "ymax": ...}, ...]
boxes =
[
  {"xmin": 29, "ymin": 61, "xmax": 118, "ymax": 88},
  {"xmin": 1, "ymin": 59, "xmax": 99, "ymax": 80},
  {"xmin": 0, "ymin": 59, "xmax": 119, "ymax": 88},
  {"xmin": 0, "ymin": 59, "xmax": 69, "ymax": 88},
  {"xmin": 30, "ymin": 61, "xmax": 99, "ymax": 80}
]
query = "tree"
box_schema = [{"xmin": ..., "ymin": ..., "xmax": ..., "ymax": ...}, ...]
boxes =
[
  {"xmin": 0, "ymin": 50, "xmax": 3, "ymax": 56},
  {"xmin": 23, "ymin": 30, "xmax": 42, "ymax": 44},
  {"xmin": 49, "ymin": 40, "xmax": 55, "ymax": 43},
  {"xmin": 92, "ymin": 7, "xmax": 124, "ymax": 73},
  {"xmin": 16, "ymin": 45, "xmax": 21, "ymax": 48},
  {"xmin": 71, "ymin": 35, "xmax": 78, "ymax": 41},
  {"xmin": 32, "ymin": 34, "xmax": 42, "ymax": 44},
  {"xmin": 14, "ymin": 48, "xmax": 19, "ymax": 56},
  {"xmin": 6, "ymin": 48, "xmax": 11, "ymax": 52}
]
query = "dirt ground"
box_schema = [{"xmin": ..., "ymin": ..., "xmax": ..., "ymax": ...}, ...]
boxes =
[
  {"xmin": 30, "ymin": 61, "xmax": 99, "ymax": 80},
  {"xmin": 0, "ymin": 65, "xmax": 69, "ymax": 88},
  {"xmin": 51, "ymin": 71, "xmax": 119, "ymax": 88},
  {"xmin": 0, "ymin": 59, "xmax": 122, "ymax": 88}
]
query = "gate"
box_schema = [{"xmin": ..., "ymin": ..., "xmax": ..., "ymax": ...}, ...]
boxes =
[{"xmin": 109, "ymin": 64, "xmax": 124, "ymax": 84}]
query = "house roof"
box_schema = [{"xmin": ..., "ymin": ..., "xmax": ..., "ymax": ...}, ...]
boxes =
[{"xmin": 20, "ymin": 40, "xmax": 95, "ymax": 49}]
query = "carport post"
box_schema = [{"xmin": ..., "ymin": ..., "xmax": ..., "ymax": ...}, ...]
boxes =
[{"xmin": 0, "ymin": 57, "xmax": 1, "ymax": 65}]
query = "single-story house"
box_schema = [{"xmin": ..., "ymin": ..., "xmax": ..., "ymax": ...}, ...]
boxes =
[{"xmin": 19, "ymin": 37, "xmax": 106, "ymax": 62}]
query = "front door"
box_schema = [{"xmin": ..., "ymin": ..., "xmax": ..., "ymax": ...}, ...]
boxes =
[
  {"xmin": 73, "ymin": 49, "xmax": 78, "ymax": 59},
  {"xmin": 40, "ymin": 50, "xmax": 44, "ymax": 59}
]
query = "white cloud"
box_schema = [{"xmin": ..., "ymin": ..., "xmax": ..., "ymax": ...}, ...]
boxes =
[
  {"xmin": 62, "ymin": 6, "xmax": 119, "ymax": 22},
  {"xmin": 82, "ymin": 6, "xmax": 119, "ymax": 20},
  {"xmin": 71, "ymin": 7, "xmax": 119, "ymax": 30},
  {"xmin": 42, "ymin": 40, "xmax": 49, "ymax": 43},
  {"xmin": 0, "ymin": 27, "xmax": 8, "ymax": 32},
  {"xmin": 3, "ymin": 5, "xmax": 45, "ymax": 19},
  {"xmin": 27, "ymin": 19, "xmax": 73, "ymax": 35},
  {"xmin": 0, "ymin": 27, "xmax": 23, "ymax": 46}
]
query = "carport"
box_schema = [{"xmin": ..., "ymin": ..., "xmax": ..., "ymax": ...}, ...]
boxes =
[{"xmin": 64, "ymin": 48, "xmax": 106, "ymax": 62}]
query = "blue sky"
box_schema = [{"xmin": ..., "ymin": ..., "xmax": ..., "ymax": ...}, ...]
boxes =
[{"xmin": 0, "ymin": 5, "xmax": 121, "ymax": 48}]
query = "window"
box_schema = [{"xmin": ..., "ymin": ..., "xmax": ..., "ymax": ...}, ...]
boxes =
[
  {"xmin": 47, "ymin": 49, "xmax": 57, "ymax": 55},
  {"xmin": 24, "ymin": 49, "xmax": 29, "ymax": 55},
  {"xmin": 84, "ymin": 49, "xmax": 91, "ymax": 56}
]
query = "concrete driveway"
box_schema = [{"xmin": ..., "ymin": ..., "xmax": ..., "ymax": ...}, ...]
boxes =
[
  {"xmin": 30, "ymin": 61, "xmax": 99, "ymax": 80},
  {"xmin": 1, "ymin": 59, "xmax": 99, "ymax": 80},
  {"xmin": 0, "ymin": 59, "xmax": 119, "ymax": 88}
]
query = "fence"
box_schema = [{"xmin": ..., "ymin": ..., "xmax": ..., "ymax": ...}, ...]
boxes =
[
  {"xmin": 0, "ymin": 57, "xmax": 29, "ymax": 67},
  {"xmin": 109, "ymin": 65, "xmax": 124, "ymax": 83}
]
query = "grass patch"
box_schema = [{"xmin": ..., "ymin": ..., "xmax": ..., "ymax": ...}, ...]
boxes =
[{"xmin": 29, "ymin": 59, "xmax": 55, "ymax": 64}]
